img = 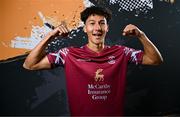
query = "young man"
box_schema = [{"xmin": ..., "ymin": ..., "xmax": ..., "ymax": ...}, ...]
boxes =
[{"xmin": 23, "ymin": 6, "xmax": 163, "ymax": 116}]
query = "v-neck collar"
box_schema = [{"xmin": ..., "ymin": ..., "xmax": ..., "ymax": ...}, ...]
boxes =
[{"xmin": 84, "ymin": 44, "xmax": 108, "ymax": 56}]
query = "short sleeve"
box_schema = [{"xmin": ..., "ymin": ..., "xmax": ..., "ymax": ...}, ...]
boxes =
[
  {"xmin": 47, "ymin": 48, "xmax": 69, "ymax": 67},
  {"xmin": 123, "ymin": 46, "xmax": 144, "ymax": 65}
]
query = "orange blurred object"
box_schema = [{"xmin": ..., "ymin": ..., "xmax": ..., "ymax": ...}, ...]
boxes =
[{"xmin": 0, "ymin": 0, "xmax": 84, "ymax": 60}]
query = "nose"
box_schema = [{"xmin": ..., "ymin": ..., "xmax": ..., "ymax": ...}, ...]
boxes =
[{"xmin": 94, "ymin": 23, "xmax": 101, "ymax": 31}]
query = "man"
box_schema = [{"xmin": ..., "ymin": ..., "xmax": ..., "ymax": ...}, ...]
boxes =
[{"xmin": 23, "ymin": 6, "xmax": 163, "ymax": 116}]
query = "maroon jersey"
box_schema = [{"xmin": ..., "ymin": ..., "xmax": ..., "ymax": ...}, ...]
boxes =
[{"xmin": 47, "ymin": 45, "xmax": 143, "ymax": 116}]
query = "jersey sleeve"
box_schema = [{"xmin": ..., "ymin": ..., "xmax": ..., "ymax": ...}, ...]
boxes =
[
  {"xmin": 123, "ymin": 46, "xmax": 144, "ymax": 65},
  {"xmin": 47, "ymin": 47, "xmax": 69, "ymax": 67}
]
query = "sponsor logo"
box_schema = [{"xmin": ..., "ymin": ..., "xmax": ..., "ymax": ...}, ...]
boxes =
[{"xmin": 94, "ymin": 69, "xmax": 104, "ymax": 82}]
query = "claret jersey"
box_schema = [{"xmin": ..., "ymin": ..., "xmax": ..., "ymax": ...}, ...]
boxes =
[{"xmin": 47, "ymin": 45, "xmax": 143, "ymax": 116}]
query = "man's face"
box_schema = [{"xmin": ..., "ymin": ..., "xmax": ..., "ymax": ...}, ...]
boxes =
[{"xmin": 83, "ymin": 14, "xmax": 109, "ymax": 45}]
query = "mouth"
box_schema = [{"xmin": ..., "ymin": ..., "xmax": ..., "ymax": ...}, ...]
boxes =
[{"xmin": 92, "ymin": 33, "xmax": 103, "ymax": 37}]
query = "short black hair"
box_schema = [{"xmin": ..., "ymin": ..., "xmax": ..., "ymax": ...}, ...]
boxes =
[{"xmin": 80, "ymin": 6, "xmax": 112, "ymax": 24}]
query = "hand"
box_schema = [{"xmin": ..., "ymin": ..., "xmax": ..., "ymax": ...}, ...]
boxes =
[
  {"xmin": 122, "ymin": 24, "xmax": 144, "ymax": 37},
  {"xmin": 50, "ymin": 22, "xmax": 70, "ymax": 37}
]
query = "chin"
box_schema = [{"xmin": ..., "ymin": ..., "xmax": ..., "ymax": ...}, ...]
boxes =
[
  {"xmin": 90, "ymin": 37, "xmax": 104, "ymax": 44},
  {"xmin": 94, "ymin": 40, "xmax": 104, "ymax": 45}
]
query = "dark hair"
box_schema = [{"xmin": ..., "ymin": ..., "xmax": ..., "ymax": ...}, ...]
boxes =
[{"xmin": 80, "ymin": 6, "xmax": 112, "ymax": 24}]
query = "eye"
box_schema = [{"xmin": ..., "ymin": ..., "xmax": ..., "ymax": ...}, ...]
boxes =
[
  {"xmin": 90, "ymin": 22, "xmax": 95, "ymax": 25},
  {"xmin": 100, "ymin": 22, "xmax": 105, "ymax": 25}
]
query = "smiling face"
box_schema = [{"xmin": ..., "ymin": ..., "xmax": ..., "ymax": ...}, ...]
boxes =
[{"xmin": 83, "ymin": 14, "xmax": 109, "ymax": 46}]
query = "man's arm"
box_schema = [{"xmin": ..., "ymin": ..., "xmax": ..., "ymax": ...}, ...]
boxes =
[
  {"xmin": 23, "ymin": 24, "xmax": 69, "ymax": 70},
  {"xmin": 123, "ymin": 24, "xmax": 163, "ymax": 65}
]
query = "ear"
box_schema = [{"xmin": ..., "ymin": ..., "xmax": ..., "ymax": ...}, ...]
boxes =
[
  {"xmin": 106, "ymin": 25, "xmax": 109, "ymax": 32},
  {"xmin": 83, "ymin": 25, "xmax": 87, "ymax": 33}
]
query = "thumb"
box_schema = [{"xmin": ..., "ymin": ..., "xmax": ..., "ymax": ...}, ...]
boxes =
[{"xmin": 122, "ymin": 32, "xmax": 126, "ymax": 36}]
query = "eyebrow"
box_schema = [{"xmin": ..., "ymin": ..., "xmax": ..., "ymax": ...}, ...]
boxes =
[{"xmin": 88, "ymin": 20, "xmax": 106, "ymax": 22}]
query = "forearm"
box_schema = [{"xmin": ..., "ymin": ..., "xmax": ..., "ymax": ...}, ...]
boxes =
[
  {"xmin": 23, "ymin": 33, "xmax": 54, "ymax": 69},
  {"xmin": 138, "ymin": 32, "xmax": 163, "ymax": 65}
]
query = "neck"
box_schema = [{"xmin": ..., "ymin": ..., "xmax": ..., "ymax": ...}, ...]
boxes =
[{"xmin": 87, "ymin": 43, "xmax": 104, "ymax": 53}]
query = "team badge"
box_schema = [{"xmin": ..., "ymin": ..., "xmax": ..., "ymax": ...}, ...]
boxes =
[{"xmin": 108, "ymin": 56, "xmax": 116, "ymax": 64}]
